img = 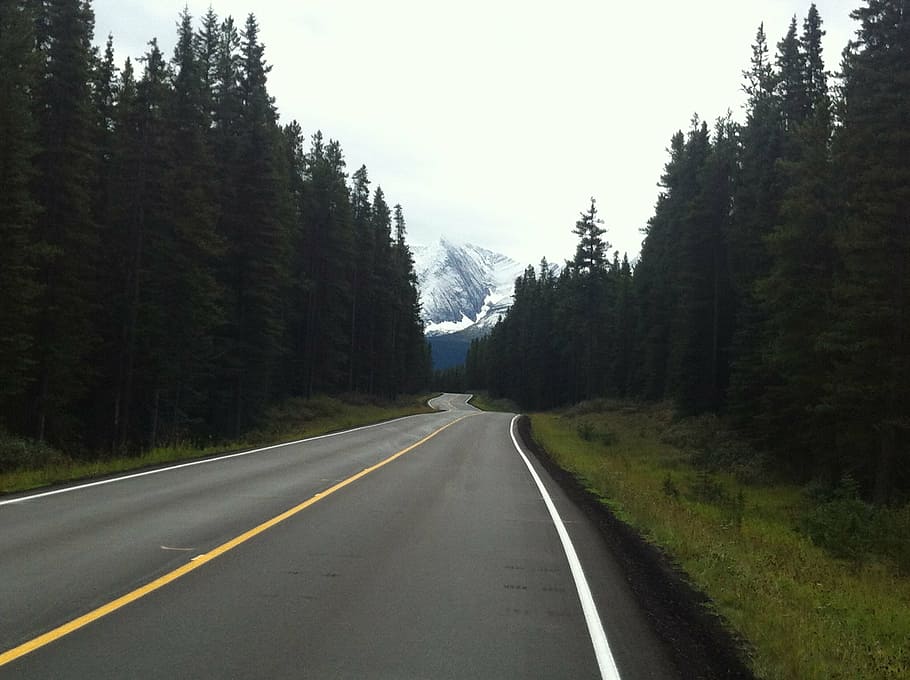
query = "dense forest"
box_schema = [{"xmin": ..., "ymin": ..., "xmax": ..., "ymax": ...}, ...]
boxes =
[
  {"xmin": 467, "ymin": 1, "xmax": 909, "ymax": 501},
  {"xmin": 0, "ymin": 0, "xmax": 431, "ymax": 454}
]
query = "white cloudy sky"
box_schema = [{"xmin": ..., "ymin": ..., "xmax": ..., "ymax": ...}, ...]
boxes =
[{"xmin": 92, "ymin": 0, "xmax": 858, "ymax": 267}]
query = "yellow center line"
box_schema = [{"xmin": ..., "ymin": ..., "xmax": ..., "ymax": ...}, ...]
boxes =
[{"xmin": 0, "ymin": 414, "xmax": 471, "ymax": 668}]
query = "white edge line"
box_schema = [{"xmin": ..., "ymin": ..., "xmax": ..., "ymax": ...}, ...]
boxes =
[
  {"xmin": 509, "ymin": 415, "xmax": 622, "ymax": 680},
  {"xmin": 0, "ymin": 412, "xmax": 434, "ymax": 507}
]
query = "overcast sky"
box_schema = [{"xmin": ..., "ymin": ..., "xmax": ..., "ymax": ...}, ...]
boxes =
[{"xmin": 92, "ymin": 0, "xmax": 858, "ymax": 267}]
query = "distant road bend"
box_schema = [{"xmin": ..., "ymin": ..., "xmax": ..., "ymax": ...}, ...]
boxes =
[{"xmin": 0, "ymin": 393, "xmax": 678, "ymax": 679}]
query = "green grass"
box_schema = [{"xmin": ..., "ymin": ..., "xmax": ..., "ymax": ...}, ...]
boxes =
[
  {"xmin": 466, "ymin": 391, "xmax": 520, "ymax": 413},
  {"xmin": 0, "ymin": 394, "xmax": 435, "ymax": 495},
  {"xmin": 530, "ymin": 403, "xmax": 910, "ymax": 680}
]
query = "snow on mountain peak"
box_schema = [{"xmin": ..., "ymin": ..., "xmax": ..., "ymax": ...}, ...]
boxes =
[{"xmin": 412, "ymin": 237, "xmax": 527, "ymax": 336}]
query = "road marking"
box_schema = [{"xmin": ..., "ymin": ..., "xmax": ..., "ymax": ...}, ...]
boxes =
[
  {"xmin": 0, "ymin": 412, "xmax": 437, "ymax": 507},
  {"xmin": 509, "ymin": 415, "xmax": 622, "ymax": 680},
  {"xmin": 0, "ymin": 416, "xmax": 469, "ymax": 669}
]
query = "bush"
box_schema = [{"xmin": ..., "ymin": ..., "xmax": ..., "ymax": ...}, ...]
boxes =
[
  {"xmin": 564, "ymin": 399, "xmax": 621, "ymax": 417},
  {"xmin": 577, "ymin": 421, "xmax": 595, "ymax": 441},
  {"xmin": 0, "ymin": 430, "xmax": 67, "ymax": 473},
  {"xmin": 802, "ymin": 478, "xmax": 876, "ymax": 562},
  {"xmin": 576, "ymin": 421, "xmax": 618, "ymax": 447},
  {"xmin": 662, "ymin": 473, "xmax": 680, "ymax": 499},
  {"xmin": 689, "ymin": 470, "xmax": 745, "ymax": 530}
]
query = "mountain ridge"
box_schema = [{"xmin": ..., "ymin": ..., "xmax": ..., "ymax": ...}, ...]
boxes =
[{"xmin": 412, "ymin": 238, "xmax": 527, "ymax": 338}]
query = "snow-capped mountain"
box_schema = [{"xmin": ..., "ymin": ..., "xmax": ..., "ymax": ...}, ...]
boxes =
[{"xmin": 412, "ymin": 238, "xmax": 527, "ymax": 337}]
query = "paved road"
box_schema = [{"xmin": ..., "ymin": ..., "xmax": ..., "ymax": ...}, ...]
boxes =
[{"xmin": 0, "ymin": 394, "xmax": 677, "ymax": 679}]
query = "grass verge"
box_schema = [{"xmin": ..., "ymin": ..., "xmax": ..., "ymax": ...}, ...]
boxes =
[
  {"xmin": 530, "ymin": 402, "xmax": 910, "ymax": 680},
  {"xmin": 0, "ymin": 394, "xmax": 435, "ymax": 496},
  {"xmin": 465, "ymin": 391, "xmax": 520, "ymax": 413}
]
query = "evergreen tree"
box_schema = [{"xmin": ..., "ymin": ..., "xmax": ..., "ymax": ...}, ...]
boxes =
[
  {"xmin": 300, "ymin": 132, "xmax": 354, "ymax": 396},
  {"xmin": 29, "ymin": 0, "xmax": 99, "ymax": 443},
  {"xmin": 144, "ymin": 8, "xmax": 223, "ymax": 443},
  {"xmin": 280, "ymin": 119, "xmax": 310, "ymax": 398},
  {"xmin": 756, "ymin": 4, "xmax": 835, "ymax": 476},
  {"xmin": 118, "ymin": 41, "xmax": 174, "ymax": 449},
  {"xmin": 0, "ymin": 0, "xmax": 41, "ymax": 421},
  {"xmin": 389, "ymin": 203, "xmax": 429, "ymax": 394},
  {"xmin": 777, "ymin": 16, "xmax": 808, "ymax": 132},
  {"xmin": 563, "ymin": 198, "xmax": 611, "ymax": 400},
  {"xmin": 571, "ymin": 197, "xmax": 608, "ymax": 274},
  {"xmin": 829, "ymin": 0, "xmax": 910, "ymax": 499},
  {"xmin": 727, "ymin": 23, "xmax": 784, "ymax": 427},
  {"xmin": 631, "ymin": 132, "xmax": 685, "ymax": 400},
  {"xmin": 802, "ymin": 4, "xmax": 828, "ymax": 108},
  {"xmin": 217, "ymin": 13, "xmax": 293, "ymax": 433},
  {"xmin": 348, "ymin": 165, "xmax": 374, "ymax": 392},
  {"xmin": 366, "ymin": 186, "xmax": 394, "ymax": 394}
]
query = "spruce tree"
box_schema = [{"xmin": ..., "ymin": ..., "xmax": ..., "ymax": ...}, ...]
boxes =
[
  {"xmin": 367, "ymin": 186, "xmax": 393, "ymax": 394},
  {"xmin": 145, "ymin": 8, "xmax": 223, "ymax": 443},
  {"xmin": 348, "ymin": 165, "xmax": 374, "ymax": 392},
  {"xmin": 777, "ymin": 17, "xmax": 808, "ymax": 132},
  {"xmin": 631, "ymin": 132, "xmax": 685, "ymax": 400},
  {"xmin": 29, "ymin": 0, "xmax": 99, "ymax": 443},
  {"xmin": 829, "ymin": 0, "xmax": 910, "ymax": 499},
  {"xmin": 389, "ymin": 203, "xmax": 428, "ymax": 395},
  {"xmin": 727, "ymin": 23, "xmax": 784, "ymax": 428},
  {"xmin": 0, "ymin": 0, "xmax": 41, "ymax": 422},
  {"xmin": 757, "ymin": 4, "xmax": 835, "ymax": 476},
  {"xmin": 300, "ymin": 132, "xmax": 354, "ymax": 396},
  {"xmin": 218, "ymin": 13, "xmax": 293, "ymax": 433}
]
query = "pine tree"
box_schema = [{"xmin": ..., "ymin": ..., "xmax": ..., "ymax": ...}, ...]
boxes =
[
  {"xmin": 367, "ymin": 186, "xmax": 393, "ymax": 394},
  {"xmin": 82, "ymin": 31, "xmax": 121, "ymax": 447},
  {"xmin": 217, "ymin": 13, "xmax": 293, "ymax": 433},
  {"xmin": 29, "ymin": 0, "xmax": 99, "ymax": 443},
  {"xmin": 777, "ymin": 16, "xmax": 808, "ymax": 132},
  {"xmin": 829, "ymin": 0, "xmax": 910, "ymax": 500},
  {"xmin": 564, "ymin": 198, "xmax": 611, "ymax": 400},
  {"xmin": 389, "ymin": 203, "xmax": 428, "ymax": 395},
  {"xmin": 143, "ymin": 8, "xmax": 223, "ymax": 443},
  {"xmin": 802, "ymin": 4, "xmax": 828, "ymax": 108},
  {"xmin": 727, "ymin": 23, "xmax": 784, "ymax": 427},
  {"xmin": 300, "ymin": 132, "xmax": 354, "ymax": 396},
  {"xmin": 0, "ymin": 0, "xmax": 41, "ymax": 421},
  {"xmin": 115, "ymin": 41, "xmax": 174, "ymax": 449},
  {"xmin": 756, "ymin": 4, "xmax": 835, "ymax": 476},
  {"xmin": 348, "ymin": 165, "xmax": 374, "ymax": 392},
  {"xmin": 662, "ymin": 118, "xmax": 735, "ymax": 413},
  {"xmin": 280, "ymin": 119, "xmax": 310, "ymax": 398},
  {"xmin": 631, "ymin": 131, "xmax": 685, "ymax": 400},
  {"xmin": 571, "ymin": 197, "xmax": 608, "ymax": 274}
]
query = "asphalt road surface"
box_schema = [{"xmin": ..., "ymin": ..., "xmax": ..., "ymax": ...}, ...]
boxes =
[{"xmin": 0, "ymin": 394, "xmax": 678, "ymax": 679}]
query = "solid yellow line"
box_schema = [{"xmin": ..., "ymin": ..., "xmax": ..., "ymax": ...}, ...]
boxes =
[{"xmin": 0, "ymin": 415, "xmax": 469, "ymax": 668}]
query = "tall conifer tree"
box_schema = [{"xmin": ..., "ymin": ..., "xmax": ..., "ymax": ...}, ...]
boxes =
[
  {"xmin": 0, "ymin": 0, "xmax": 41, "ymax": 421},
  {"xmin": 830, "ymin": 0, "xmax": 910, "ymax": 499},
  {"xmin": 29, "ymin": 0, "xmax": 98, "ymax": 442}
]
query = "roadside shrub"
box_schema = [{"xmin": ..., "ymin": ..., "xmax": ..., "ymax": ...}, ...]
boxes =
[
  {"xmin": 662, "ymin": 473, "xmax": 680, "ymax": 500},
  {"xmin": 871, "ymin": 503, "xmax": 910, "ymax": 575},
  {"xmin": 576, "ymin": 421, "xmax": 618, "ymax": 447},
  {"xmin": 691, "ymin": 469, "xmax": 729, "ymax": 504},
  {"xmin": 577, "ymin": 421, "xmax": 595, "ymax": 441},
  {"xmin": 802, "ymin": 477, "xmax": 876, "ymax": 562},
  {"xmin": 660, "ymin": 413, "xmax": 721, "ymax": 452},
  {"xmin": 0, "ymin": 430, "xmax": 67, "ymax": 473},
  {"xmin": 689, "ymin": 470, "xmax": 746, "ymax": 530},
  {"xmin": 801, "ymin": 476, "xmax": 910, "ymax": 571},
  {"xmin": 564, "ymin": 399, "xmax": 620, "ymax": 417}
]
